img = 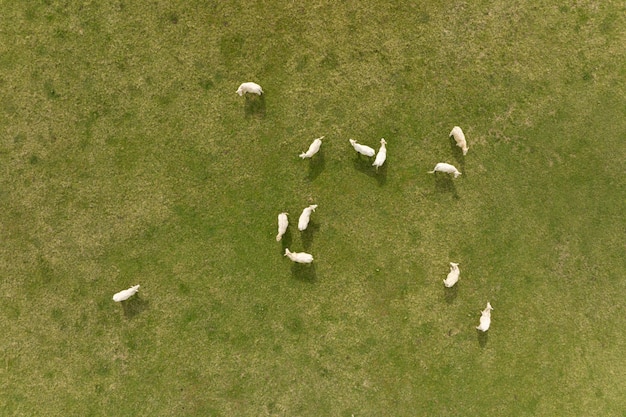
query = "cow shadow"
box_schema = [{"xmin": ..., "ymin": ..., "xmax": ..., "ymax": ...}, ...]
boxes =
[
  {"xmin": 443, "ymin": 284, "xmax": 458, "ymax": 304},
  {"xmin": 301, "ymin": 220, "xmax": 320, "ymax": 250},
  {"xmin": 477, "ymin": 329, "xmax": 489, "ymax": 348},
  {"xmin": 353, "ymin": 154, "xmax": 374, "ymax": 174},
  {"xmin": 374, "ymin": 163, "xmax": 388, "ymax": 186},
  {"xmin": 244, "ymin": 94, "xmax": 266, "ymax": 118},
  {"xmin": 433, "ymin": 173, "xmax": 460, "ymax": 199},
  {"xmin": 449, "ymin": 136, "xmax": 466, "ymax": 173},
  {"xmin": 291, "ymin": 262, "xmax": 317, "ymax": 283},
  {"xmin": 306, "ymin": 148, "xmax": 325, "ymax": 181},
  {"xmin": 279, "ymin": 227, "xmax": 293, "ymax": 255},
  {"xmin": 353, "ymin": 155, "xmax": 386, "ymax": 185},
  {"xmin": 122, "ymin": 295, "xmax": 149, "ymax": 319}
]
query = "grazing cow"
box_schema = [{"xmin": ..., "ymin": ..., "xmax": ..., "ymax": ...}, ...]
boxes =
[
  {"xmin": 476, "ymin": 302, "xmax": 493, "ymax": 332},
  {"xmin": 113, "ymin": 285, "xmax": 140, "ymax": 302},
  {"xmin": 298, "ymin": 204, "xmax": 318, "ymax": 231},
  {"xmin": 450, "ymin": 126, "xmax": 468, "ymax": 155},
  {"xmin": 276, "ymin": 212, "xmax": 289, "ymax": 242},
  {"xmin": 349, "ymin": 139, "xmax": 375, "ymax": 157},
  {"xmin": 443, "ymin": 262, "xmax": 460, "ymax": 288},
  {"xmin": 428, "ymin": 162, "xmax": 462, "ymax": 178},
  {"xmin": 300, "ymin": 136, "xmax": 324, "ymax": 159},
  {"xmin": 284, "ymin": 248, "xmax": 314, "ymax": 264},
  {"xmin": 372, "ymin": 138, "xmax": 387, "ymax": 170},
  {"xmin": 236, "ymin": 82, "xmax": 263, "ymax": 96}
]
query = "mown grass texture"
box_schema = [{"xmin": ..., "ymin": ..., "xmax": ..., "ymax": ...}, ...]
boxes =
[{"xmin": 0, "ymin": 1, "xmax": 625, "ymax": 416}]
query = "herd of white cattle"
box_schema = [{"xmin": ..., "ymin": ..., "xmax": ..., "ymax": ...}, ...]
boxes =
[{"xmin": 111, "ymin": 81, "xmax": 492, "ymax": 334}]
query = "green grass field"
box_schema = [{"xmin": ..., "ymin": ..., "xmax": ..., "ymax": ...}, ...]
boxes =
[{"xmin": 1, "ymin": 1, "xmax": 625, "ymax": 415}]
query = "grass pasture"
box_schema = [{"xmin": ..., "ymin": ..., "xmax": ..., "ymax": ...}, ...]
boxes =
[{"xmin": 1, "ymin": 1, "xmax": 625, "ymax": 415}]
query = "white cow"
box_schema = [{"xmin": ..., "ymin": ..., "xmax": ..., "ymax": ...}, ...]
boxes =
[
  {"xmin": 476, "ymin": 302, "xmax": 493, "ymax": 332},
  {"xmin": 428, "ymin": 162, "xmax": 462, "ymax": 178},
  {"xmin": 284, "ymin": 248, "xmax": 314, "ymax": 264},
  {"xmin": 113, "ymin": 285, "xmax": 140, "ymax": 302},
  {"xmin": 349, "ymin": 139, "xmax": 375, "ymax": 157},
  {"xmin": 276, "ymin": 212, "xmax": 289, "ymax": 242},
  {"xmin": 443, "ymin": 262, "xmax": 460, "ymax": 287},
  {"xmin": 450, "ymin": 126, "xmax": 468, "ymax": 155},
  {"xmin": 236, "ymin": 82, "xmax": 263, "ymax": 96},
  {"xmin": 372, "ymin": 138, "xmax": 387, "ymax": 170},
  {"xmin": 298, "ymin": 204, "xmax": 318, "ymax": 231},
  {"xmin": 300, "ymin": 136, "xmax": 324, "ymax": 159}
]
